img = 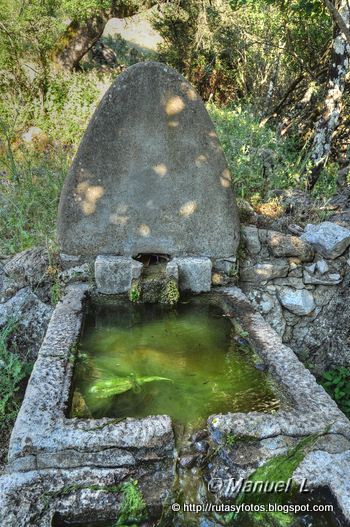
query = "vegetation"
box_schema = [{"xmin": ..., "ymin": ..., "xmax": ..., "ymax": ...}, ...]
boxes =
[
  {"xmin": 115, "ymin": 479, "xmax": 148, "ymax": 526},
  {"xmin": 233, "ymin": 434, "xmax": 320, "ymax": 527},
  {"xmin": 322, "ymin": 367, "xmax": 350, "ymax": 417},
  {"xmin": 161, "ymin": 278, "xmax": 180, "ymax": 305},
  {"xmin": 1, "ymin": 0, "xmax": 350, "ymax": 256},
  {"xmin": 0, "ymin": 324, "xmax": 32, "ymax": 431}
]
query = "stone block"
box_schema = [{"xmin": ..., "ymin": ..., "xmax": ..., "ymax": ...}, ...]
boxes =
[
  {"xmin": 240, "ymin": 260, "xmax": 289, "ymax": 283},
  {"xmin": 301, "ymin": 222, "xmax": 350, "ymax": 259},
  {"xmin": 266, "ymin": 230, "xmax": 314, "ymax": 261},
  {"xmin": 173, "ymin": 257, "xmax": 212, "ymax": 293},
  {"xmin": 277, "ymin": 287, "xmax": 315, "ymax": 316},
  {"xmin": 166, "ymin": 260, "xmax": 179, "ymax": 280},
  {"xmin": 95, "ymin": 255, "xmax": 142, "ymax": 294},
  {"xmin": 213, "ymin": 256, "xmax": 237, "ymax": 275}
]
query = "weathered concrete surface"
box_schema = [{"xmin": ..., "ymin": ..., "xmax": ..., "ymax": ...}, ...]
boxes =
[
  {"xmin": 95, "ymin": 255, "xmax": 142, "ymax": 294},
  {"xmin": 57, "ymin": 62, "xmax": 239, "ymax": 258}
]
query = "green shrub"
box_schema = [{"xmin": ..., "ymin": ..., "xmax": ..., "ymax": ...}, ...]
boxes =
[
  {"xmin": 0, "ymin": 324, "xmax": 32, "ymax": 431},
  {"xmin": 322, "ymin": 367, "xmax": 350, "ymax": 418},
  {"xmin": 208, "ymin": 102, "xmax": 301, "ymax": 199}
]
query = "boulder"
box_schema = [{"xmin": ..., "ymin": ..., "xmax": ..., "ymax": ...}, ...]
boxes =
[
  {"xmin": 301, "ymin": 222, "xmax": 350, "ymax": 259},
  {"xmin": 266, "ymin": 231, "xmax": 314, "ymax": 261},
  {"xmin": 240, "ymin": 260, "xmax": 289, "ymax": 283},
  {"xmin": 57, "ymin": 62, "xmax": 240, "ymax": 259},
  {"xmin": 3, "ymin": 247, "xmax": 50, "ymax": 289},
  {"xmin": 0, "ymin": 288, "xmax": 53, "ymax": 360},
  {"xmin": 277, "ymin": 288, "xmax": 315, "ymax": 316}
]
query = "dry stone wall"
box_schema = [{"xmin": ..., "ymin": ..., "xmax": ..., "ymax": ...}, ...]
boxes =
[{"xmin": 239, "ymin": 222, "xmax": 350, "ymax": 372}]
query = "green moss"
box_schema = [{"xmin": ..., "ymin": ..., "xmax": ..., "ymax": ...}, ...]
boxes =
[
  {"xmin": 129, "ymin": 280, "xmax": 140, "ymax": 303},
  {"xmin": 115, "ymin": 480, "xmax": 148, "ymax": 526},
  {"xmin": 161, "ymin": 278, "xmax": 180, "ymax": 305},
  {"xmin": 248, "ymin": 435, "xmax": 317, "ymax": 485},
  {"xmin": 234, "ymin": 434, "xmax": 320, "ymax": 527}
]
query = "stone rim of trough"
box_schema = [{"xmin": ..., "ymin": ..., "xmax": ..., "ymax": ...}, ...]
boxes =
[
  {"xmin": 8, "ymin": 283, "xmax": 350, "ymax": 463},
  {"xmin": 4, "ymin": 284, "xmax": 350, "ymax": 523}
]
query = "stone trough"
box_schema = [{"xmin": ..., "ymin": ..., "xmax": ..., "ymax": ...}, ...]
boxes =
[{"xmin": 1, "ymin": 62, "xmax": 350, "ymax": 526}]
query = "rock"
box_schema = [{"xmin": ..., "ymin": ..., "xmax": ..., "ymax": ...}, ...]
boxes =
[
  {"xmin": 287, "ymin": 224, "xmax": 304, "ymax": 236},
  {"xmin": 59, "ymin": 263, "xmax": 90, "ymax": 284},
  {"xmin": 173, "ymin": 257, "xmax": 212, "ymax": 293},
  {"xmin": 273, "ymin": 277, "xmax": 305, "ymax": 289},
  {"xmin": 193, "ymin": 441, "xmax": 209, "ymax": 454},
  {"xmin": 57, "ymin": 62, "xmax": 240, "ymax": 259},
  {"xmin": 191, "ymin": 430, "xmax": 208, "ymax": 443},
  {"xmin": 178, "ymin": 454, "xmax": 198, "ymax": 469},
  {"xmin": 277, "ymin": 287, "xmax": 315, "ymax": 316},
  {"xmin": 303, "ymin": 271, "xmax": 342, "ymax": 286},
  {"xmin": 0, "ymin": 288, "xmax": 53, "ymax": 360},
  {"xmin": 21, "ymin": 127, "xmax": 49, "ymax": 150},
  {"xmin": 272, "ymin": 188, "xmax": 312, "ymax": 215},
  {"xmin": 240, "ymin": 260, "xmax": 289, "ymax": 282},
  {"xmin": 266, "ymin": 231, "xmax": 314, "ymax": 261},
  {"xmin": 90, "ymin": 41, "xmax": 117, "ymax": 66},
  {"xmin": 213, "ymin": 256, "xmax": 237, "ymax": 275},
  {"xmin": 95, "ymin": 255, "xmax": 142, "ymax": 294},
  {"xmin": 242, "ymin": 225, "xmax": 261, "ymax": 255},
  {"xmin": 305, "ymin": 263, "xmax": 316, "ymax": 274},
  {"xmin": 293, "ymin": 450, "xmax": 350, "ymax": 520},
  {"xmin": 301, "ymin": 222, "xmax": 350, "ymax": 259},
  {"xmin": 316, "ymin": 260, "xmax": 329, "ymax": 275},
  {"xmin": 166, "ymin": 260, "xmax": 179, "ymax": 280},
  {"xmin": 3, "ymin": 247, "xmax": 50, "ymax": 289}
]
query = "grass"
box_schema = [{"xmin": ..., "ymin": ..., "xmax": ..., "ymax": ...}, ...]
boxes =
[
  {"xmin": 0, "ymin": 147, "xmax": 69, "ymax": 256},
  {"xmin": 0, "ymin": 324, "xmax": 32, "ymax": 432}
]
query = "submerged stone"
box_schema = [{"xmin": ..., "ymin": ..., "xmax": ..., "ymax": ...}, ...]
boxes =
[{"xmin": 57, "ymin": 62, "xmax": 239, "ymax": 259}]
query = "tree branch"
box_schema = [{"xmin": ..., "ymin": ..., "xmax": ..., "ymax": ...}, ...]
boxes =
[{"xmin": 324, "ymin": 0, "xmax": 350, "ymax": 46}]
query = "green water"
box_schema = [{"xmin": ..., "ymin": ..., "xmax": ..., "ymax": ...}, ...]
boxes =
[{"xmin": 70, "ymin": 297, "xmax": 279, "ymax": 427}]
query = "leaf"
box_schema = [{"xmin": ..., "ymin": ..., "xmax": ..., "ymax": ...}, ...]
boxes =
[{"xmin": 89, "ymin": 375, "xmax": 172, "ymax": 399}]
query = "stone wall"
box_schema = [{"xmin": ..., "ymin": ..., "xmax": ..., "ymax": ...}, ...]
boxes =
[{"xmin": 239, "ymin": 221, "xmax": 350, "ymax": 373}]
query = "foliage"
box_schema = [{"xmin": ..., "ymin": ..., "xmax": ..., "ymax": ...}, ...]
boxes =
[
  {"xmin": 322, "ymin": 367, "xmax": 350, "ymax": 418},
  {"xmin": 152, "ymin": 0, "xmax": 331, "ymax": 106},
  {"xmin": 115, "ymin": 479, "xmax": 148, "ymax": 526},
  {"xmin": 208, "ymin": 102, "xmax": 301, "ymax": 199},
  {"xmin": 129, "ymin": 279, "xmax": 141, "ymax": 302},
  {"xmin": 0, "ymin": 324, "xmax": 32, "ymax": 431}
]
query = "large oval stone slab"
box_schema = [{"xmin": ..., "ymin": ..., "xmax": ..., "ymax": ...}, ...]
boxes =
[{"xmin": 58, "ymin": 62, "xmax": 240, "ymax": 258}]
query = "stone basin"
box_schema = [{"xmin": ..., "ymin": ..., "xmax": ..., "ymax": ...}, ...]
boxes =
[{"xmin": 1, "ymin": 285, "xmax": 350, "ymax": 526}]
